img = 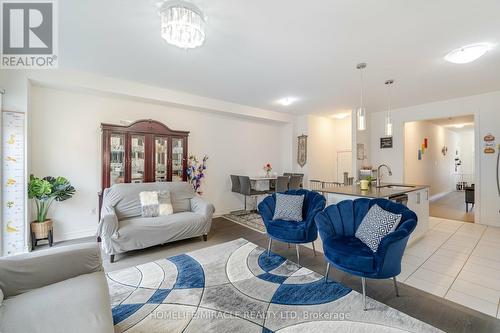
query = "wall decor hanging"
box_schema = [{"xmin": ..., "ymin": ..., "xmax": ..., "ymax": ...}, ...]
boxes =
[
  {"xmin": 441, "ymin": 146, "xmax": 448, "ymax": 156},
  {"xmin": 483, "ymin": 133, "xmax": 496, "ymax": 154},
  {"xmin": 380, "ymin": 137, "xmax": 393, "ymax": 149},
  {"xmin": 297, "ymin": 134, "xmax": 308, "ymax": 167}
]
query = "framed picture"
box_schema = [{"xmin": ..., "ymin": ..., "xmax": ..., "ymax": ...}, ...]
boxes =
[
  {"xmin": 297, "ymin": 134, "xmax": 308, "ymax": 167},
  {"xmin": 380, "ymin": 137, "xmax": 393, "ymax": 149}
]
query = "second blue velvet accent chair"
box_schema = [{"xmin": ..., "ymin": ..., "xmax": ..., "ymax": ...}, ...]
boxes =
[
  {"xmin": 315, "ymin": 198, "xmax": 417, "ymax": 310},
  {"xmin": 258, "ymin": 189, "xmax": 326, "ymax": 266}
]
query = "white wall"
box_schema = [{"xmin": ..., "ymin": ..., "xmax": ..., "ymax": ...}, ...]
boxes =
[
  {"xmin": 403, "ymin": 121, "xmax": 459, "ymax": 198},
  {"xmin": 294, "ymin": 114, "xmax": 352, "ymax": 184},
  {"xmin": 369, "ymin": 91, "xmax": 500, "ymax": 226},
  {"xmin": 29, "ymin": 85, "xmax": 292, "ymax": 240}
]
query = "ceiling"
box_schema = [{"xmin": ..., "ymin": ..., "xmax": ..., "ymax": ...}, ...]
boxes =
[
  {"xmin": 59, "ymin": 0, "xmax": 500, "ymax": 115},
  {"xmin": 428, "ymin": 115, "xmax": 475, "ymax": 132}
]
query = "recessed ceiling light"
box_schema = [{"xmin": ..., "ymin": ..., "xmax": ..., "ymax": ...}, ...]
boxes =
[
  {"xmin": 276, "ymin": 97, "xmax": 299, "ymax": 106},
  {"xmin": 444, "ymin": 43, "xmax": 494, "ymax": 64},
  {"xmin": 331, "ymin": 112, "xmax": 350, "ymax": 119}
]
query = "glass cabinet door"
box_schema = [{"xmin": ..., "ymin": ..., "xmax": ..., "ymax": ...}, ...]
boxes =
[
  {"xmin": 171, "ymin": 138, "xmax": 184, "ymax": 181},
  {"xmin": 109, "ymin": 133, "xmax": 125, "ymax": 186},
  {"xmin": 131, "ymin": 135, "xmax": 145, "ymax": 183},
  {"xmin": 155, "ymin": 137, "xmax": 168, "ymax": 182}
]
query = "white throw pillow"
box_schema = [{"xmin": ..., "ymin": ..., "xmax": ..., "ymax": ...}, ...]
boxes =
[
  {"xmin": 139, "ymin": 191, "xmax": 159, "ymax": 217},
  {"xmin": 158, "ymin": 191, "xmax": 173, "ymax": 216},
  {"xmin": 355, "ymin": 204, "xmax": 402, "ymax": 252},
  {"xmin": 273, "ymin": 193, "xmax": 305, "ymax": 222}
]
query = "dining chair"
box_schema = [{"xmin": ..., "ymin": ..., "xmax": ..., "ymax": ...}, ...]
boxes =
[
  {"xmin": 275, "ymin": 176, "xmax": 289, "ymax": 192},
  {"xmin": 230, "ymin": 175, "xmax": 240, "ymax": 193},
  {"xmin": 288, "ymin": 175, "xmax": 303, "ymax": 190},
  {"xmin": 239, "ymin": 176, "xmax": 267, "ymax": 212}
]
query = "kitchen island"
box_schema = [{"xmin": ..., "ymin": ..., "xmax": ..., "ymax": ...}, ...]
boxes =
[{"xmin": 317, "ymin": 183, "xmax": 430, "ymax": 244}]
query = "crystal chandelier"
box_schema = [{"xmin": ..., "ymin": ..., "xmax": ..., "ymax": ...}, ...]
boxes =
[{"xmin": 160, "ymin": 1, "xmax": 206, "ymax": 49}]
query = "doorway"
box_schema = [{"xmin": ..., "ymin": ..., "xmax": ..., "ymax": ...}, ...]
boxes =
[{"xmin": 403, "ymin": 115, "xmax": 475, "ymax": 222}]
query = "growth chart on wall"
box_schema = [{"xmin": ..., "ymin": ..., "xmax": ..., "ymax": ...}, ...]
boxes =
[{"xmin": 2, "ymin": 111, "xmax": 26, "ymax": 256}]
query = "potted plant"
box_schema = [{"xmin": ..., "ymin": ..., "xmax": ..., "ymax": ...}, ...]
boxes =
[{"xmin": 28, "ymin": 175, "xmax": 76, "ymax": 248}]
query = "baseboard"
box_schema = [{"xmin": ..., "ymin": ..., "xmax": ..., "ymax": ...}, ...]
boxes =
[{"xmin": 429, "ymin": 191, "xmax": 452, "ymax": 202}]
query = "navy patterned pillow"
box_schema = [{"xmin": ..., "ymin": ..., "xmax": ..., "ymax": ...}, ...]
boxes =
[
  {"xmin": 273, "ymin": 193, "xmax": 305, "ymax": 222},
  {"xmin": 355, "ymin": 204, "xmax": 402, "ymax": 252}
]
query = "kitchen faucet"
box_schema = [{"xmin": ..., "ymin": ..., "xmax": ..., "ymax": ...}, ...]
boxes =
[{"xmin": 376, "ymin": 164, "xmax": 393, "ymax": 187}]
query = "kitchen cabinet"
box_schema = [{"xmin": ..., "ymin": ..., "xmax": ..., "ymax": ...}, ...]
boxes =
[{"xmin": 406, "ymin": 188, "xmax": 429, "ymax": 244}]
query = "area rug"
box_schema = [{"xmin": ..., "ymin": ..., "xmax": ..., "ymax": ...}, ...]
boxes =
[
  {"xmin": 106, "ymin": 239, "xmax": 441, "ymax": 332},
  {"xmin": 223, "ymin": 212, "xmax": 266, "ymax": 233}
]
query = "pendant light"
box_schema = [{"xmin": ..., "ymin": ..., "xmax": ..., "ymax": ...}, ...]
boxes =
[
  {"xmin": 384, "ymin": 79, "xmax": 394, "ymax": 137},
  {"xmin": 356, "ymin": 63, "xmax": 367, "ymax": 131}
]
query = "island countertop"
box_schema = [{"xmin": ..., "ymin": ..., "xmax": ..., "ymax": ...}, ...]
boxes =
[{"xmin": 317, "ymin": 183, "xmax": 430, "ymax": 199}]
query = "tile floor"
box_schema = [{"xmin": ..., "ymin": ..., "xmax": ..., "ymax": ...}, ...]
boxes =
[{"xmin": 400, "ymin": 217, "xmax": 500, "ymax": 318}]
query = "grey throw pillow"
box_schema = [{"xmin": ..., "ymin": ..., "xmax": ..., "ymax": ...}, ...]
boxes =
[
  {"xmin": 355, "ymin": 204, "xmax": 402, "ymax": 252},
  {"xmin": 158, "ymin": 190, "xmax": 173, "ymax": 216},
  {"xmin": 273, "ymin": 193, "xmax": 304, "ymax": 222}
]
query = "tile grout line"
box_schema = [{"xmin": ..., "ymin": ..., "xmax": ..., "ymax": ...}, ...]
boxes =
[
  {"xmin": 443, "ymin": 224, "xmax": 488, "ymax": 298},
  {"xmin": 403, "ymin": 221, "xmax": 465, "ymax": 283}
]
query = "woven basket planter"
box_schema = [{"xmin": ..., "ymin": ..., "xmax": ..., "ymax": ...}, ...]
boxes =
[{"xmin": 31, "ymin": 219, "xmax": 53, "ymax": 240}]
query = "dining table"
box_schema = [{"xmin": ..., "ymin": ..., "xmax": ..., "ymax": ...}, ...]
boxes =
[{"xmin": 249, "ymin": 176, "xmax": 277, "ymax": 192}]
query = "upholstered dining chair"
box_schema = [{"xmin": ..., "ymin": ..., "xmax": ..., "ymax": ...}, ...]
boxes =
[
  {"xmin": 275, "ymin": 176, "xmax": 289, "ymax": 192},
  {"xmin": 239, "ymin": 176, "xmax": 267, "ymax": 212},
  {"xmin": 288, "ymin": 175, "xmax": 303, "ymax": 190},
  {"xmin": 315, "ymin": 198, "xmax": 417, "ymax": 311},
  {"xmin": 258, "ymin": 189, "xmax": 326, "ymax": 266}
]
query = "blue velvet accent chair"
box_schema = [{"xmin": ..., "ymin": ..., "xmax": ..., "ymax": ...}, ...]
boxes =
[
  {"xmin": 315, "ymin": 198, "xmax": 417, "ymax": 310},
  {"xmin": 258, "ymin": 189, "xmax": 326, "ymax": 266}
]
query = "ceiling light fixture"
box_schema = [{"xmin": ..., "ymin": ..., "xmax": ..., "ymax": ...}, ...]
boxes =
[
  {"xmin": 276, "ymin": 97, "xmax": 299, "ymax": 106},
  {"xmin": 356, "ymin": 63, "xmax": 367, "ymax": 131},
  {"xmin": 384, "ymin": 79, "xmax": 394, "ymax": 137},
  {"xmin": 160, "ymin": 0, "xmax": 206, "ymax": 49},
  {"xmin": 444, "ymin": 43, "xmax": 494, "ymax": 64}
]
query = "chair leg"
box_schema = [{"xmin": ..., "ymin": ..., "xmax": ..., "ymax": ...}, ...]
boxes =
[
  {"xmin": 393, "ymin": 276, "xmax": 400, "ymax": 297},
  {"xmin": 324, "ymin": 262, "xmax": 330, "ymax": 283},
  {"xmin": 288, "ymin": 242, "xmax": 290, "ymax": 248},
  {"xmin": 312, "ymin": 241, "xmax": 316, "ymax": 256},
  {"xmin": 267, "ymin": 238, "xmax": 273, "ymax": 256},
  {"xmin": 295, "ymin": 244, "xmax": 300, "ymax": 267},
  {"xmin": 110, "ymin": 254, "xmax": 115, "ymax": 263},
  {"xmin": 244, "ymin": 196, "xmax": 247, "ymax": 211},
  {"xmin": 361, "ymin": 277, "xmax": 367, "ymax": 311}
]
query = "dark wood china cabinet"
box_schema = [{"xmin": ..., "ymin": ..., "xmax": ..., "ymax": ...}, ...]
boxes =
[{"xmin": 100, "ymin": 119, "xmax": 189, "ymax": 192}]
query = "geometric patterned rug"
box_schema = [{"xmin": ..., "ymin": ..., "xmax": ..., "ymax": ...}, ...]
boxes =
[
  {"xmin": 222, "ymin": 212, "xmax": 266, "ymax": 233},
  {"xmin": 106, "ymin": 239, "xmax": 441, "ymax": 332}
]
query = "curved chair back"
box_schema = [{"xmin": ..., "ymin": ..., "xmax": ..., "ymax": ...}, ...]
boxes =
[
  {"xmin": 230, "ymin": 175, "xmax": 241, "ymax": 193},
  {"xmin": 288, "ymin": 175, "xmax": 303, "ymax": 190},
  {"xmin": 315, "ymin": 198, "xmax": 417, "ymax": 240},
  {"xmin": 238, "ymin": 176, "xmax": 252, "ymax": 196},
  {"xmin": 275, "ymin": 176, "xmax": 289, "ymax": 192},
  {"xmin": 258, "ymin": 189, "xmax": 326, "ymax": 243}
]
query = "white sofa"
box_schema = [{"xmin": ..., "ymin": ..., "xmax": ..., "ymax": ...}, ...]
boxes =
[
  {"xmin": 97, "ymin": 182, "xmax": 215, "ymax": 262},
  {"xmin": 0, "ymin": 243, "xmax": 113, "ymax": 333}
]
